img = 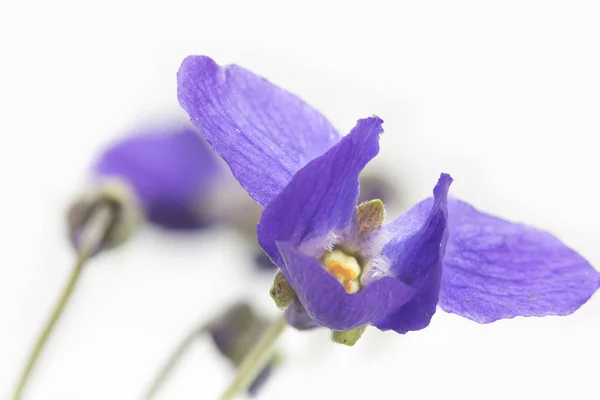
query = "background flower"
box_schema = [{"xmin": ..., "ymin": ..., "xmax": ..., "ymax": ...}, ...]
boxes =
[{"xmin": 90, "ymin": 125, "xmax": 223, "ymax": 230}]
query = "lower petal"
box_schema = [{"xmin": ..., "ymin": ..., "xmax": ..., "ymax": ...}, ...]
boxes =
[
  {"xmin": 277, "ymin": 241, "xmax": 415, "ymax": 331},
  {"xmin": 439, "ymin": 199, "xmax": 600, "ymax": 323},
  {"xmin": 374, "ymin": 268, "xmax": 441, "ymax": 333}
]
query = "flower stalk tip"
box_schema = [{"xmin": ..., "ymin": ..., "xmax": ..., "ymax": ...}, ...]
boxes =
[{"xmin": 67, "ymin": 179, "xmax": 142, "ymax": 253}]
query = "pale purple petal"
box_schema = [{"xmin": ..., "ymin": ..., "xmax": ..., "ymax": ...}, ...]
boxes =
[
  {"xmin": 277, "ymin": 242, "xmax": 415, "ymax": 330},
  {"xmin": 257, "ymin": 117, "xmax": 383, "ymax": 265},
  {"xmin": 439, "ymin": 199, "xmax": 600, "ymax": 323},
  {"xmin": 178, "ymin": 55, "xmax": 340, "ymax": 207},
  {"xmin": 373, "ymin": 174, "xmax": 452, "ymax": 333}
]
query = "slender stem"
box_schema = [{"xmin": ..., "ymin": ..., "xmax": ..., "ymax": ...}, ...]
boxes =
[
  {"xmin": 13, "ymin": 204, "xmax": 114, "ymax": 400},
  {"xmin": 219, "ymin": 314, "xmax": 287, "ymax": 400},
  {"xmin": 143, "ymin": 325, "xmax": 207, "ymax": 399}
]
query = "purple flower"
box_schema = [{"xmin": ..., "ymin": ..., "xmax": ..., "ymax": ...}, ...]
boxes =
[
  {"xmin": 178, "ymin": 56, "xmax": 599, "ymax": 334},
  {"xmin": 92, "ymin": 125, "xmax": 223, "ymax": 230}
]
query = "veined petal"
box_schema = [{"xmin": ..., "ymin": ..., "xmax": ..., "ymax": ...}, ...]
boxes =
[
  {"xmin": 439, "ymin": 199, "xmax": 600, "ymax": 323},
  {"xmin": 257, "ymin": 117, "xmax": 384, "ymax": 265},
  {"xmin": 178, "ymin": 56, "xmax": 340, "ymax": 207},
  {"xmin": 277, "ymin": 242, "xmax": 415, "ymax": 330},
  {"xmin": 94, "ymin": 126, "xmax": 221, "ymax": 229},
  {"xmin": 373, "ymin": 174, "xmax": 452, "ymax": 333}
]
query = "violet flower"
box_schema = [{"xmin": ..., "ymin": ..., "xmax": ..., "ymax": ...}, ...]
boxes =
[
  {"xmin": 68, "ymin": 125, "xmax": 225, "ymax": 254},
  {"xmin": 92, "ymin": 125, "xmax": 223, "ymax": 229},
  {"xmin": 177, "ymin": 56, "xmax": 599, "ymax": 335}
]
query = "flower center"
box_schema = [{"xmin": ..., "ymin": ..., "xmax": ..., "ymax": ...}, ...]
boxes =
[{"xmin": 322, "ymin": 249, "xmax": 362, "ymax": 294}]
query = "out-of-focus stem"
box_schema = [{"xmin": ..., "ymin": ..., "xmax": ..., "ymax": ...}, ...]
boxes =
[{"xmin": 13, "ymin": 204, "xmax": 114, "ymax": 400}]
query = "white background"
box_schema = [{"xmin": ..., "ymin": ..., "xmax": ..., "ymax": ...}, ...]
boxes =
[{"xmin": 1, "ymin": 1, "xmax": 599, "ymax": 399}]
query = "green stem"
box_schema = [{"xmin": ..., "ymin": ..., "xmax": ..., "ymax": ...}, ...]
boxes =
[
  {"xmin": 13, "ymin": 204, "xmax": 114, "ymax": 400},
  {"xmin": 219, "ymin": 313, "xmax": 287, "ymax": 400},
  {"xmin": 143, "ymin": 325, "xmax": 207, "ymax": 399}
]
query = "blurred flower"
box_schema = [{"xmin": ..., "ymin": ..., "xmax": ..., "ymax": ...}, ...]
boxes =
[
  {"xmin": 68, "ymin": 125, "xmax": 225, "ymax": 253},
  {"xmin": 178, "ymin": 55, "xmax": 599, "ymax": 337},
  {"xmin": 18, "ymin": 127, "xmax": 223, "ymax": 399},
  {"xmin": 358, "ymin": 173, "xmax": 398, "ymax": 205},
  {"xmin": 208, "ymin": 302, "xmax": 278, "ymax": 396},
  {"xmin": 93, "ymin": 125, "xmax": 223, "ymax": 229}
]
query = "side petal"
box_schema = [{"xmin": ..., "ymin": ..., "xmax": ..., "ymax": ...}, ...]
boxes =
[
  {"xmin": 178, "ymin": 56, "xmax": 340, "ymax": 207},
  {"xmin": 94, "ymin": 126, "xmax": 221, "ymax": 229},
  {"xmin": 257, "ymin": 117, "xmax": 384, "ymax": 265},
  {"xmin": 374, "ymin": 273, "xmax": 442, "ymax": 333},
  {"xmin": 372, "ymin": 174, "xmax": 452, "ymax": 333},
  {"xmin": 277, "ymin": 242, "xmax": 415, "ymax": 331},
  {"xmin": 439, "ymin": 199, "xmax": 600, "ymax": 323}
]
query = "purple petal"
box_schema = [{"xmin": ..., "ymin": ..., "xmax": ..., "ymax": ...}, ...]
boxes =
[
  {"xmin": 277, "ymin": 241, "xmax": 415, "ymax": 330},
  {"xmin": 253, "ymin": 251, "xmax": 277, "ymax": 271},
  {"xmin": 94, "ymin": 126, "xmax": 221, "ymax": 229},
  {"xmin": 257, "ymin": 117, "xmax": 384, "ymax": 265},
  {"xmin": 373, "ymin": 174, "xmax": 452, "ymax": 333},
  {"xmin": 374, "ymin": 273, "xmax": 442, "ymax": 334},
  {"xmin": 439, "ymin": 199, "xmax": 600, "ymax": 323},
  {"xmin": 285, "ymin": 299, "xmax": 320, "ymax": 331},
  {"xmin": 177, "ymin": 56, "xmax": 340, "ymax": 207}
]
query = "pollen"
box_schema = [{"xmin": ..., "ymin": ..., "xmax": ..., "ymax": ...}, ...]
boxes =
[{"xmin": 322, "ymin": 249, "xmax": 362, "ymax": 294}]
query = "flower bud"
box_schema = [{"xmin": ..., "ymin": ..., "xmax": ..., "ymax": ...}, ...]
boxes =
[{"xmin": 67, "ymin": 178, "xmax": 142, "ymax": 253}]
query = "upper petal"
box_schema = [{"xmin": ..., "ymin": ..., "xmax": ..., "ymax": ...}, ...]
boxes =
[
  {"xmin": 177, "ymin": 56, "xmax": 340, "ymax": 207},
  {"xmin": 373, "ymin": 174, "xmax": 452, "ymax": 333},
  {"xmin": 257, "ymin": 117, "xmax": 384, "ymax": 265},
  {"xmin": 94, "ymin": 126, "xmax": 221, "ymax": 229},
  {"xmin": 439, "ymin": 199, "xmax": 600, "ymax": 323},
  {"xmin": 277, "ymin": 241, "xmax": 415, "ymax": 330}
]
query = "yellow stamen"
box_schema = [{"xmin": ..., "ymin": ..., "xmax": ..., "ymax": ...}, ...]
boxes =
[
  {"xmin": 327, "ymin": 260, "xmax": 358, "ymax": 281},
  {"xmin": 322, "ymin": 249, "xmax": 362, "ymax": 294}
]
